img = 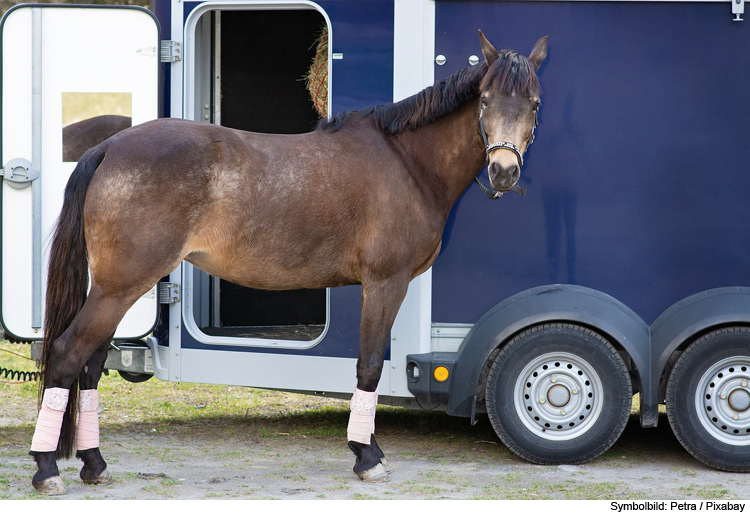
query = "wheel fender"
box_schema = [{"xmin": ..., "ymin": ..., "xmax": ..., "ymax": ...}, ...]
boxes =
[
  {"xmin": 651, "ymin": 287, "xmax": 750, "ymax": 401},
  {"xmin": 447, "ymin": 284, "xmax": 650, "ymax": 421}
]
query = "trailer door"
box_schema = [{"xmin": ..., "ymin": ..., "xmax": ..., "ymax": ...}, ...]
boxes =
[{"xmin": 1, "ymin": 5, "xmax": 160, "ymax": 341}]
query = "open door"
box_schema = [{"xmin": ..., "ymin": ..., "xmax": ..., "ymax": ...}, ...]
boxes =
[
  {"xmin": 181, "ymin": 5, "xmax": 330, "ymax": 349},
  {"xmin": 1, "ymin": 5, "xmax": 160, "ymax": 341}
]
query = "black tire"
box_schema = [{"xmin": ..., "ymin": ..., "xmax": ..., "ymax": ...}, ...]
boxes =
[
  {"xmin": 485, "ymin": 323, "xmax": 632, "ymax": 465},
  {"xmin": 666, "ymin": 327, "xmax": 750, "ymax": 472},
  {"xmin": 118, "ymin": 370, "xmax": 153, "ymax": 383}
]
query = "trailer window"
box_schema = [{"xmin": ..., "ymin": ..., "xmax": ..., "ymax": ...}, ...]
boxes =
[{"xmin": 62, "ymin": 92, "xmax": 131, "ymax": 162}]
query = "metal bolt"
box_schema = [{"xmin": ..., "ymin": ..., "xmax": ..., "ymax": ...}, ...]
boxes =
[
  {"xmin": 468, "ymin": 54, "xmax": 479, "ymax": 66},
  {"xmin": 721, "ymin": 393, "xmax": 727, "ymax": 400},
  {"xmin": 560, "ymin": 410, "xmax": 566, "ymax": 416},
  {"xmin": 435, "ymin": 54, "xmax": 447, "ymax": 66},
  {"xmin": 540, "ymin": 398, "xmax": 546, "ymax": 404},
  {"xmin": 734, "ymin": 414, "xmax": 739, "ymax": 420},
  {"xmin": 743, "ymin": 381, "xmax": 748, "ymax": 388},
  {"xmin": 551, "ymin": 377, "xmax": 557, "ymax": 383},
  {"xmin": 572, "ymin": 389, "xmax": 578, "ymax": 395}
]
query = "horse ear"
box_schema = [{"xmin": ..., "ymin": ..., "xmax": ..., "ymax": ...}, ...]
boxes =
[
  {"xmin": 478, "ymin": 30, "xmax": 499, "ymax": 66},
  {"xmin": 528, "ymin": 36, "xmax": 548, "ymax": 71}
]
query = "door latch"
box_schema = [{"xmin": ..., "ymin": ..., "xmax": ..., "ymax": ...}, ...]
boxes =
[{"xmin": 1, "ymin": 158, "xmax": 39, "ymax": 189}]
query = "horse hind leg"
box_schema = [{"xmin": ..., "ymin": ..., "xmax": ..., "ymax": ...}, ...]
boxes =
[
  {"xmin": 30, "ymin": 337, "xmax": 113, "ymax": 494},
  {"xmin": 76, "ymin": 335, "xmax": 114, "ymax": 486},
  {"xmin": 31, "ymin": 288, "xmax": 134, "ymax": 494},
  {"xmin": 30, "ymin": 453, "xmax": 65, "ymax": 495}
]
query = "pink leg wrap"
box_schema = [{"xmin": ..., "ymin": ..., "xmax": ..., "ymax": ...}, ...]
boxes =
[
  {"xmin": 76, "ymin": 390, "xmax": 100, "ymax": 451},
  {"xmin": 347, "ymin": 388, "xmax": 378, "ymax": 445},
  {"xmin": 30, "ymin": 388, "xmax": 69, "ymax": 452}
]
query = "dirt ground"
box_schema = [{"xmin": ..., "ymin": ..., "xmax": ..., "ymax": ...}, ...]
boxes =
[{"xmin": 2, "ymin": 397, "xmax": 750, "ymax": 501}]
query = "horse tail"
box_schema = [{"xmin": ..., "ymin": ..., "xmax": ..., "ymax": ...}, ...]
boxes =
[{"xmin": 39, "ymin": 145, "xmax": 106, "ymax": 459}]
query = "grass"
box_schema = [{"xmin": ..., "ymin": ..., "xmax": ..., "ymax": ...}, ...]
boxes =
[
  {"xmin": 1, "ymin": 339, "xmax": 508, "ymax": 461},
  {"xmin": 4, "ymin": 340, "xmax": 749, "ymax": 500},
  {"xmin": 0, "ymin": 340, "xmax": 354, "ymax": 429},
  {"xmin": 677, "ymin": 484, "xmax": 730, "ymax": 500}
]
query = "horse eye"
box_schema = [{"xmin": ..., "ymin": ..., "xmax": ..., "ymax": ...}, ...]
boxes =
[{"xmin": 480, "ymin": 96, "xmax": 488, "ymax": 108}]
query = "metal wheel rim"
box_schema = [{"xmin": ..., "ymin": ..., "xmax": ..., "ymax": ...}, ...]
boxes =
[
  {"xmin": 513, "ymin": 352, "xmax": 604, "ymax": 440},
  {"xmin": 694, "ymin": 356, "xmax": 750, "ymax": 446}
]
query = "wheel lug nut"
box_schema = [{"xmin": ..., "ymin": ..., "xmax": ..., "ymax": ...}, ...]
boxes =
[
  {"xmin": 734, "ymin": 414, "xmax": 739, "ymax": 420},
  {"xmin": 721, "ymin": 393, "xmax": 727, "ymax": 400},
  {"xmin": 540, "ymin": 398, "xmax": 546, "ymax": 404},
  {"xmin": 551, "ymin": 377, "xmax": 556, "ymax": 383},
  {"xmin": 572, "ymin": 389, "xmax": 578, "ymax": 395},
  {"xmin": 560, "ymin": 410, "xmax": 566, "ymax": 416},
  {"xmin": 743, "ymin": 381, "xmax": 748, "ymax": 388}
]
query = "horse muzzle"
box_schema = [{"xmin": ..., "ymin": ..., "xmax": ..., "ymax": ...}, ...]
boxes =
[{"xmin": 488, "ymin": 160, "xmax": 520, "ymax": 193}]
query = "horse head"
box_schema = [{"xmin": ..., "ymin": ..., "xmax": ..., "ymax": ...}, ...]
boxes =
[{"xmin": 477, "ymin": 31, "xmax": 547, "ymax": 194}]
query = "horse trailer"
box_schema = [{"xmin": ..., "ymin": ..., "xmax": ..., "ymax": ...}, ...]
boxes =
[{"xmin": 2, "ymin": 0, "xmax": 750, "ymax": 472}]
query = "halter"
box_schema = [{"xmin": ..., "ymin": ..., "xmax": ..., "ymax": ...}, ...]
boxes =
[{"xmin": 474, "ymin": 106, "xmax": 537, "ymax": 199}]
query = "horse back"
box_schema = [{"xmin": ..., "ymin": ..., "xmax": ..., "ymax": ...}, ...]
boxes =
[{"xmin": 81, "ymin": 118, "xmax": 442, "ymax": 290}]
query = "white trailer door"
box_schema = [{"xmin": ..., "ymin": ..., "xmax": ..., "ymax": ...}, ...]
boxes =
[{"xmin": 1, "ymin": 5, "xmax": 160, "ymax": 341}]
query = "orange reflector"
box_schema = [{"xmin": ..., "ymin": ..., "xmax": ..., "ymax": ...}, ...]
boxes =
[{"xmin": 433, "ymin": 366, "xmax": 449, "ymax": 382}]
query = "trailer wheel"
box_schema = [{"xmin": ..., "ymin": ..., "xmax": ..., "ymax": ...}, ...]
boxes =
[
  {"xmin": 485, "ymin": 323, "xmax": 632, "ymax": 465},
  {"xmin": 118, "ymin": 370, "xmax": 153, "ymax": 384},
  {"xmin": 666, "ymin": 327, "xmax": 750, "ymax": 472}
]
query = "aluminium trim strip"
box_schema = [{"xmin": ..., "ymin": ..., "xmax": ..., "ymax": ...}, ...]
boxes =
[{"xmin": 31, "ymin": 8, "xmax": 42, "ymax": 329}]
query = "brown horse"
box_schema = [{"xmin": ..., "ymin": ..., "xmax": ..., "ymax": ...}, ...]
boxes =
[{"xmin": 30, "ymin": 31, "xmax": 547, "ymax": 494}]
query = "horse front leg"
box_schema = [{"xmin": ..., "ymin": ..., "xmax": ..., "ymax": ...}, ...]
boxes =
[{"xmin": 348, "ymin": 277, "xmax": 409, "ymax": 482}]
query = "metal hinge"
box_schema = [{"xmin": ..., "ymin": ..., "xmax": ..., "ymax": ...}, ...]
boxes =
[
  {"xmin": 158, "ymin": 282, "xmax": 180, "ymax": 304},
  {"xmin": 160, "ymin": 40, "xmax": 182, "ymax": 62},
  {"xmin": 733, "ymin": 0, "xmax": 744, "ymax": 21}
]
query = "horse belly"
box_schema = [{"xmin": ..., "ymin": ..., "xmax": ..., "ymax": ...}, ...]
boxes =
[{"xmin": 184, "ymin": 243, "xmax": 355, "ymax": 291}]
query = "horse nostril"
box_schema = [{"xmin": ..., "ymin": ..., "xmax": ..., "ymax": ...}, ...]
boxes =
[
  {"xmin": 489, "ymin": 162, "xmax": 501, "ymax": 179},
  {"xmin": 510, "ymin": 165, "xmax": 520, "ymax": 180}
]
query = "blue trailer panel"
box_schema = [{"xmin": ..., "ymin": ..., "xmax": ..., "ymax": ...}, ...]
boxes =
[{"xmin": 433, "ymin": 1, "xmax": 750, "ymax": 325}]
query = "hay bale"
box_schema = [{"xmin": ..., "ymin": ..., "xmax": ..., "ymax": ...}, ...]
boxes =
[{"xmin": 306, "ymin": 24, "xmax": 328, "ymax": 118}]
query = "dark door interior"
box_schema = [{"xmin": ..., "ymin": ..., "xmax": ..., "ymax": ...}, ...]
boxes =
[{"xmin": 202, "ymin": 9, "xmax": 327, "ymax": 339}]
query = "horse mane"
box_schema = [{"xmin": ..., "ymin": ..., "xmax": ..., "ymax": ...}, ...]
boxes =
[{"xmin": 318, "ymin": 49, "xmax": 540, "ymax": 135}]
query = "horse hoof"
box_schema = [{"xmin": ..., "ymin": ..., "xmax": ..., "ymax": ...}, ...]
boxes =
[
  {"xmin": 380, "ymin": 457, "xmax": 391, "ymax": 474},
  {"xmin": 83, "ymin": 469, "xmax": 113, "ymax": 485},
  {"xmin": 357, "ymin": 462, "xmax": 390, "ymax": 483},
  {"xmin": 33, "ymin": 476, "xmax": 66, "ymax": 495}
]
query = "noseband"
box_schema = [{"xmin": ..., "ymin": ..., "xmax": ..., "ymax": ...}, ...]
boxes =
[{"xmin": 474, "ymin": 106, "xmax": 537, "ymax": 199}]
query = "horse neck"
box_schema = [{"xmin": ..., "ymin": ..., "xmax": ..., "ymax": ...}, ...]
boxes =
[{"xmin": 395, "ymin": 99, "xmax": 486, "ymax": 211}]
